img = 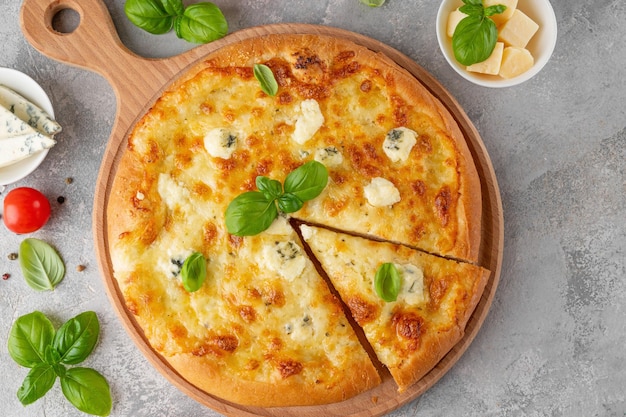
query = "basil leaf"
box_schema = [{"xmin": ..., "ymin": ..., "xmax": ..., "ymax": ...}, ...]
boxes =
[
  {"xmin": 225, "ymin": 191, "xmax": 278, "ymax": 236},
  {"xmin": 277, "ymin": 193, "xmax": 304, "ymax": 214},
  {"xmin": 452, "ymin": 15, "xmax": 499, "ymax": 66},
  {"xmin": 180, "ymin": 252, "xmax": 207, "ymax": 292},
  {"xmin": 459, "ymin": 4, "xmax": 484, "ymax": 16},
  {"xmin": 124, "ymin": 0, "xmax": 178, "ymax": 34},
  {"xmin": 283, "ymin": 160, "xmax": 329, "ymax": 202},
  {"xmin": 17, "ymin": 363, "xmax": 57, "ymax": 405},
  {"xmin": 253, "ymin": 64, "xmax": 279, "ymax": 97},
  {"xmin": 256, "ymin": 176, "xmax": 283, "ymax": 200},
  {"xmin": 61, "ymin": 367, "xmax": 112, "ymax": 416},
  {"xmin": 53, "ymin": 311, "xmax": 100, "ymax": 365},
  {"xmin": 485, "ymin": 4, "xmax": 507, "ymax": 17},
  {"xmin": 44, "ymin": 344, "xmax": 61, "ymax": 365},
  {"xmin": 8, "ymin": 311, "xmax": 55, "ymax": 368},
  {"xmin": 359, "ymin": 0, "xmax": 386, "ymax": 7},
  {"xmin": 374, "ymin": 263, "xmax": 401, "ymax": 302},
  {"xmin": 19, "ymin": 238, "xmax": 65, "ymax": 291},
  {"xmin": 175, "ymin": 2, "xmax": 228, "ymax": 44}
]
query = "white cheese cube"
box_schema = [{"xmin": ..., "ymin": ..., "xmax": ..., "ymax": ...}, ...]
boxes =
[
  {"xmin": 498, "ymin": 9, "xmax": 539, "ymax": 48},
  {"xmin": 499, "ymin": 46, "xmax": 534, "ymax": 78},
  {"xmin": 292, "ymin": 99, "xmax": 324, "ymax": 145},
  {"xmin": 364, "ymin": 177, "xmax": 401, "ymax": 207},
  {"xmin": 447, "ymin": 9, "xmax": 467, "ymax": 37},
  {"xmin": 466, "ymin": 42, "xmax": 504, "ymax": 75},
  {"xmin": 383, "ymin": 127, "xmax": 417, "ymax": 163},
  {"xmin": 204, "ymin": 128, "xmax": 237, "ymax": 159},
  {"xmin": 0, "ymin": 85, "xmax": 61, "ymax": 136},
  {"xmin": 0, "ymin": 132, "xmax": 56, "ymax": 168},
  {"xmin": 484, "ymin": 0, "xmax": 517, "ymax": 26}
]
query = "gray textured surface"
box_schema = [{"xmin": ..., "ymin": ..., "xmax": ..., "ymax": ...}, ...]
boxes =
[{"xmin": 1, "ymin": 0, "xmax": 625, "ymax": 416}]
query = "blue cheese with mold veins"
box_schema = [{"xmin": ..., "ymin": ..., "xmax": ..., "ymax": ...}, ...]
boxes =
[
  {"xmin": 396, "ymin": 264, "xmax": 426, "ymax": 306},
  {"xmin": 0, "ymin": 133, "xmax": 56, "ymax": 168},
  {"xmin": 292, "ymin": 99, "xmax": 324, "ymax": 144},
  {"xmin": 383, "ymin": 127, "xmax": 417, "ymax": 163},
  {"xmin": 314, "ymin": 146, "xmax": 343, "ymax": 167},
  {"xmin": 257, "ymin": 240, "xmax": 306, "ymax": 282},
  {"xmin": 204, "ymin": 128, "xmax": 238, "ymax": 159},
  {"xmin": 363, "ymin": 177, "xmax": 401, "ymax": 207},
  {"xmin": 0, "ymin": 85, "xmax": 62, "ymax": 136}
]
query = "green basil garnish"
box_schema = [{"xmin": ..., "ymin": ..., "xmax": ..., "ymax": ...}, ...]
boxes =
[
  {"xmin": 180, "ymin": 252, "xmax": 208, "ymax": 292},
  {"xmin": 125, "ymin": 0, "xmax": 227, "ymax": 44},
  {"xmin": 19, "ymin": 238, "xmax": 65, "ymax": 291},
  {"xmin": 452, "ymin": 0, "xmax": 507, "ymax": 66},
  {"xmin": 253, "ymin": 64, "xmax": 279, "ymax": 96},
  {"xmin": 359, "ymin": 0, "xmax": 386, "ymax": 7},
  {"xmin": 374, "ymin": 263, "xmax": 401, "ymax": 302},
  {"xmin": 175, "ymin": 3, "xmax": 228, "ymax": 44},
  {"xmin": 61, "ymin": 367, "xmax": 112, "ymax": 416},
  {"xmin": 225, "ymin": 161, "xmax": 328, "ymax": 236},
  {"xmin": 8, "ymin": 311, "xmax": 112, "ymax": 415}
]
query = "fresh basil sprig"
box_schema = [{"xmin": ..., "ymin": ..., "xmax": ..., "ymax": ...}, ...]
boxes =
[
  {"xmin": 19, "ymin": 238, "xmax": 65, "ymax": 291},
  {"xmin": 125, "ymin": 0, "xmax": 228, "ymax": 44},
  {"xmin": 359, "ymin": 0, "xmax": 386, "ymax": 7},
  {"xmin": 180, "ymin": 252, "xmax": 207, "ymax": 292},
  {"xmin": 8, "ymin": 311, "xmax": 112, "ymax": 416},
  {"xmin": 374, "ymin": 263, "xmax": 401, "ymax": 302},
  {"xmin": 225, "ymin": 161, "xmax": 329, "ymax": 236},
  {"xmin": 253, "ymin": 64, "xmax": 279, "ymax": 96},
  {"xmin": 452, "ymin": 0, "xmax": 507, "ymax": 66}
]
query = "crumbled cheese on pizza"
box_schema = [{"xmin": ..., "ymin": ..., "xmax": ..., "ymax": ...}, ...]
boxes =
[
  {"xmin": 157, "ymin": 173, "xmax": 190, "ymax": 210},
  {"xmin": 158, "ymin": 249, "xmax": 194, "ymax": 279},
  {"xmin": 314, "ymin": 146, "xmax": 343, "ymax": 167},
  {"xmin": 383, "ymin": 127, "xmax": 417, "ymax": 163},
  {"xmin": 363, "ymin": 177, "xmax": 401, "ymax": 207},
  {"xmin": 257, "ymin": 240, "xmax": 306, "ymax": 281},
  {"xmin": 204, "ymin": 128, "xmax": 238, "ymax": 159},
  {"xmin": 396, "ymin": 263, "xmax": 426, "ymax": 306},
  {"xmin": 292, "ymin": 99, "xmax": 324, "ymax": 144},
  {"xmin": 264, "ymin": 214, "xmax": 291, "ymax": 236}
]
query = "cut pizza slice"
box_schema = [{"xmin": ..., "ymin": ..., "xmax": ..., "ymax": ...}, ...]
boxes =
[{"xmin": 300, "ymin": 224, "xmax": 490, "ymax": 392}]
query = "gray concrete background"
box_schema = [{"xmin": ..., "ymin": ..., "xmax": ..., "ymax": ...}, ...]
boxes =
[{"xmin": 1, "ymin": 0, "xmax": 624, "ymax": 416}]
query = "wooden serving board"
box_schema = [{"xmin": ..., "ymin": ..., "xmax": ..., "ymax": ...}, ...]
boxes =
[{"xmin": 20, "ymin": 0, "xmax": 504, "ymax": 416}]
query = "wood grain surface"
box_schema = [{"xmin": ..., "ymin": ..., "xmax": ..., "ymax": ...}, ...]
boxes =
[{"xmin": 20, "ymin": 0, "xmax": 504, "ymax": 415}]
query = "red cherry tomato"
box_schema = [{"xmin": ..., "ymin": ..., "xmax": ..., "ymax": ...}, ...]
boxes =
[{"xmin": 3, "ymin": 187, "xmax": 51, "ymax": 234}]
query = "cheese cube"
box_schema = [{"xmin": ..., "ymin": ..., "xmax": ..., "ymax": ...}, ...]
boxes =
[
  {"xmin": 466, "ymin": 42, "xmax": 504, "ymax": 75},
  {"xmin": 484, "ymin": 0, "xmax": 518, "ymax": 27},
  {"xmin": 447, "ymin": 9, "xmax": 467, "ymax": 37},
  {"xmin": 498, "ymin": 9, "xmax": 539, "ymax": 48},
  {"xmin": 499, "ymin": 47, "xmax": 534, "ymax": 78}
]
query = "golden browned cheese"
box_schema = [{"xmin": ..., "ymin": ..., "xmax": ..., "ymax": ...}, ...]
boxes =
[
  {"xmin": 301, "ymin": 224, "xmax": 490, "ymax": 392},
  {"xmin": 107, "ymin": 33, "xmax": 482, "ymax": 407}
]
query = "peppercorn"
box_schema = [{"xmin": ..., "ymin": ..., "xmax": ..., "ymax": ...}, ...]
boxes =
[
  {"xmin": 76, "ymin": 265, "xmax": 86, "ymax": 272},
  {"xmin": 57, "ymin": 196, "xmax": 66, "ymax": 204},
  {"xmin": 2, "ymin": 273, "xmax": 10, "ymax": 280},
  {"xmin": 65, "ymin": 177, "xmax": 74, "ymax": 184},
  {"xmin": 8, "ymin": 253, "xmax": 18, "ymax": 261}
]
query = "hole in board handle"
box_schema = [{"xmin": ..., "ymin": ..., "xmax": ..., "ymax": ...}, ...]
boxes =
[{"xmin": 51, "ymin": 7, "xmax": 80, "ymax": 34}]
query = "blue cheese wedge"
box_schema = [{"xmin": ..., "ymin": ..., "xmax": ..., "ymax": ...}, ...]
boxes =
[
  {"xmin": 0, "ymin": 85, "xmax": 61, "ymax": 136},
  {"xmin": 0, "ymin": 103, "xmax": 42, "ymax": 139},
  {"xmin": 0, "ymin": 132, "xmax": 57, "ymax": 168}
]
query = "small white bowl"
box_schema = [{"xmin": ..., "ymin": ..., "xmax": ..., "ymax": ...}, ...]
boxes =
[
  {"xmin": 0, "ymin": 68, "xmax": 56, "ymax": 185},
  {"xmin": 436, "ymin": 0, "xmax": 557, "ymax": 87}
]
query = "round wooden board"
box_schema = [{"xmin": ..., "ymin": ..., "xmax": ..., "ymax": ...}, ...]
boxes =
[{"xmin": 21, "ymin": 1, "xmax": 503, "ymax": 416}]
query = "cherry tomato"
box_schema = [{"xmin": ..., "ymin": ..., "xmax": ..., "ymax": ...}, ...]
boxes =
[{"xmin": 3, "ymin": 187, "xmax": 51, "ymax": 234}]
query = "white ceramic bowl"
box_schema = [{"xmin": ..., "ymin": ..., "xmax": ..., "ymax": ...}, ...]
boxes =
[
  {"xmin": 0, "ymin": 68, "xmax": 56, "ymax": 185},
  {"xmin": 436, "ymin": 0, "xmax": 557, "ymax": 87}
]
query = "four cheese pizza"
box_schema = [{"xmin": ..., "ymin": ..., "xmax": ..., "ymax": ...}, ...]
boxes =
[{"xmin": 107, "ymin": 33, "xmax": 488, "ymax": 407}]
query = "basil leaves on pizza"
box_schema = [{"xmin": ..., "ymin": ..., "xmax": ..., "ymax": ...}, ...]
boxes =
[
  {"xmin": 180, "ymin": 252, "xmax": 208, "ymax": 292},
  {"xmin": 452, "ymin": 0, "xmax": 507, "ymax": 66},
  {"xmin": 253, "ymin": 64, "xmax": 279, "ymax": 96},
  {"xmin": 375, "ymin": 263, "xmax": 401, "ymax": 302},
  {"xmin": 226, "ymin": 161, "xmax": 329, "ymax": 236}
]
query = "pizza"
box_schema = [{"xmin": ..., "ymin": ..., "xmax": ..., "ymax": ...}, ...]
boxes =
[
  {"xmin": 106, "ymin": 33, "xmax": 487, "ymax": 407},
  {"xmin": 300, "ymin": 224, "xmax": 490, "ymax": 392}
]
